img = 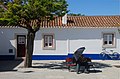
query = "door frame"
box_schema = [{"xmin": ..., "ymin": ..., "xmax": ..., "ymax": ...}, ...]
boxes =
[{"xmin": 15, "ymin": 33, "xmax": 26, "ymax": 59}]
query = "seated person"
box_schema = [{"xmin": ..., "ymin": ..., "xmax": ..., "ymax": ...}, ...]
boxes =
[{"xmin": 74, "ymin": 55, "xmax": 91, "ymax": 74}]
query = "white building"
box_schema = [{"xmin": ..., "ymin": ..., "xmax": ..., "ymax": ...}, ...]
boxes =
[{"xmin": 0, "ymin": 16, "xmax": 120, "ymax": 60}]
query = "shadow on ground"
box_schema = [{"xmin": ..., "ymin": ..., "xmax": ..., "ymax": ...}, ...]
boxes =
[
  {"xmin": 0, "ymin": 60, "xmax": 23, "ymax": 72},
  {"xmin": 92, "ymin": 62, "xmax": 112, "ymax": 68},
  {"xmin": 32, "ymin": 61, "xmax": 67, "ymax": 70},
  {"xmin": 32, "ymin": 61, "xmax": 112, "ymax": 73}
]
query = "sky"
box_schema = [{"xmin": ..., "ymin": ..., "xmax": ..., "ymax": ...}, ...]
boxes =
[{"xmin": 67, "ymin": 0, "xmax": 120, "ymax": 16}]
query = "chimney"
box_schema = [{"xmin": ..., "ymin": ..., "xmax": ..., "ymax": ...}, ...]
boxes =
[{"xmin": 62, "ymin": 14, "xmax": 67, "ymax": 24}]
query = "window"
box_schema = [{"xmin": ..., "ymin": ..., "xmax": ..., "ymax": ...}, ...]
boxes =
[
  {"xmin": 18, "ymin": 36, "xmax": 26, "ymax": 44},
  {"xmin": 103, "ymin": 33, "xmax": 115, "ymax": 47},
  {"xmin": 43, "ymin": 34, "xmax": 55, "ymax": 49}
]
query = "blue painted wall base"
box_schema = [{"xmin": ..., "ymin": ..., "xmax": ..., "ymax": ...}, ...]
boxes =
[
  {"xmin": 32, "ymin": 54, "xmax": 120, "ymax": 60},
  {"xmin": 32, "ymin": 55, "xmax": 67, "ymax": 60},
  {"xmin": 0, "ymin": 54, "xmax": 119, "ymax": 60},
  {"xmin": 0, "ymin": 55, "xmax": 15, "ymax": 60}
]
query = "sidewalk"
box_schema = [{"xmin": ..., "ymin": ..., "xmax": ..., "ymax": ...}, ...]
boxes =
[{"xmin": 0, "ymin": 60, "xmax": 120, "ymax": 79}]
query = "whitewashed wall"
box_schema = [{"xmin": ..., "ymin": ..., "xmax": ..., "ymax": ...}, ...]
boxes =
[
  {"xmin": 34, "ymin": 28, "xmax": 120, "ymax": 55},
  {"xmin": 0, "ymin": 28, "xmax": 27, "ymax": 55},
  {"xmin": 0, "ymin": 27, "xmax": 120, "ymax": 56}
]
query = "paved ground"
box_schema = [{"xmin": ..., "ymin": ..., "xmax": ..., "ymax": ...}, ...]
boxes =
[{"xmin": 0, "ymin": 60, "xmax": 120, "ymax": 79}]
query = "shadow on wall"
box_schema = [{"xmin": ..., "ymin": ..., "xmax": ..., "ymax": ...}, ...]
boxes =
[
  {"xmin": 0, "ymin": 60, "xmax": 23, "ymax": 72},
  {"xmin": 0, "ymin": 30, "xmax": 16, "ymax": 60}
]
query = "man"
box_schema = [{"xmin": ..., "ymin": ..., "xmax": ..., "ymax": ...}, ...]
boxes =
[
  {"xmin": 73, "ymin": 47, "xmax": 90, "ymax": 74},
  {"xmin": 75, "ymin": 55, "xmax": 90, "ymax": 74}
]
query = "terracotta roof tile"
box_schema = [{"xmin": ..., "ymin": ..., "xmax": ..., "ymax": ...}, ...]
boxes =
[
  {"xmin": 66, "ymin": 16, "xmax": 120, "ymax": 27},
  {"xmin": 0, "ymin": 16, "xmax": 120, "ymax": 28}
]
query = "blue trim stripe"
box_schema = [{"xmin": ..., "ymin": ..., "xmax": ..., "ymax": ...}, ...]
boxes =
[
  {"xmin": 0, "ymin": 55, "xmax": 15, "ymax": 60},
  {"xmin": 0, "ymin": 54, "xmax": 119, "ymax": 60},
  {"xmin": 32, "ymin": 54, "xmax": 120, "ymax": 60},
  {"xmin": 32, "ymin": 55, "xmax": 67, "ymax": 60},
  {"xmin": 83, "ymin": 54, "xmax": 101, "ymax": 60},
  {"xmin": 68, "ymin": 54, "xmax": 101, "ymax": 60}
]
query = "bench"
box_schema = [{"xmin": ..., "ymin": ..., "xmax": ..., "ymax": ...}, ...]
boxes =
[
  {"xmin": 66, "ymin": 57, "xmax": 76, "ymax": 71},
  {"xmin": 66, "ymin": 57, "xmax": 95, "ymax": 72}
]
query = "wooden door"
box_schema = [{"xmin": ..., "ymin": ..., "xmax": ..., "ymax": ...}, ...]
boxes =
[{"xmin": 17, "ymin": 35, "xmax": 26, "ymax": 57}]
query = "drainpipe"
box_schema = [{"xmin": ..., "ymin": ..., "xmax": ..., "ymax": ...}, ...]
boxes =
[
  {"xmin": 117, "ymin": 27, "xmax": 120, "ymax": 60},
  {"xmin": 67, "ymin": 39, "xmax": 70, "ymax": 54}
]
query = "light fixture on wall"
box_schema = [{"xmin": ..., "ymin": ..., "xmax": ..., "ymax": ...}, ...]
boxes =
[
  {"xmin": 118, "ymin": 28, "xmax": 120, "ymax": 34},
  {"xmin": 117, "ymin": 23, "xmax": 120, "ymax": 34}
]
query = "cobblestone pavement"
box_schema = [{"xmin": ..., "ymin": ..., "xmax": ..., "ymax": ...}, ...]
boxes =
[{"xmin": 0, "ymin": 60, "xmax": 120, "ymax": 79}]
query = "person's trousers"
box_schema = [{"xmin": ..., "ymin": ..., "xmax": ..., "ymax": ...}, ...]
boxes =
[
  {"xmin": 76, "ymin": 63, "xmax": 80, "ymax": 73},
  {"xmin": 76, "ymin": 62, "xmax": 89, "ymax": 73}
]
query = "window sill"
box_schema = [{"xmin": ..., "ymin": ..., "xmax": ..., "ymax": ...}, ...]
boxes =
[
  {"xmin": 102, "ymin": 45, "xmax": 116, "ymax": 48},
  {"xmin": 43, "ymin": 47, "xmax": 55, "ymax": 50}
]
